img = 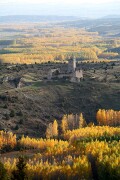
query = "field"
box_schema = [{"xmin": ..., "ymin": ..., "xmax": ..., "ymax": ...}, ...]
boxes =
[{"xmin": 0, "ymin": 18, "xmax": 120, "ymax": 64}]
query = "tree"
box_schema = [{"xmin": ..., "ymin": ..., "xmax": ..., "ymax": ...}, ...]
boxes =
[
  {"xmin": 61, "ymin": 115, "xmax": 68, "ymax": 133},
  {"xmin": 79, "ymin": 113, "xmax": 86, "ymax": 128},
  {"xmin": 11, "ymin": 156, "xmax": 27, "ymax": 180},
  {"xmin": 96, "ymin": 109, "xmax": 120, "ymax": 126},
  {"xmin": 0, "ymin": 161, "xmax": 7, "ymax": 180},
  {"xmin": 52, "ymin": 120, "xmax": 58, "ymax": 137},
  {"xmin": 10, "ymin": 110, "xmax": 15, "ymax": 117},
  {"xmin": 46, "ymin": 123, "xmax": 53, "ymax": 138},
  {"xmin": 67, "ymin": 114, "xmax": 75, "ymax": 130},
  {"xmin": 57, "ymin": 54, "xmax": 65, "ymax": 61}
]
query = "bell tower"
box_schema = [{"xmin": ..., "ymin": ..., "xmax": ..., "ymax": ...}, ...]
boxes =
[
  {"xmin": 68, "ymin": 56, "xmax": 76, "ymax": 73},
  {"xmin": 73, "ymin": 56, "xmax": 76, "ymax": 71}
]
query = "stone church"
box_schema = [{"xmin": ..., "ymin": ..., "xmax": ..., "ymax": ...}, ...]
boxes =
[{"xmin": 47, "ymin": 57, "xmax": 83, "ymax": 83}]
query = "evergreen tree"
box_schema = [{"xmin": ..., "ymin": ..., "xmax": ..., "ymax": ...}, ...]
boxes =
[
  {"xmin": 0, "ymin": 161, "xmax": 8, "ymax": 180},
  {"xmin": 11, "ymin": 156, "xmax": 27, "ymax": 180}
]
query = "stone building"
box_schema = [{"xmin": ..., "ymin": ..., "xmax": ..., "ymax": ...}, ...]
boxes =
[
  {"xmin": 47, "ymin": 68, "xmax": 60, "ymax": 80},
  {"xmin": 47, "ymin": 57, "xmax": 83, "ymax": 83},
  {"xmin": 70, "ymin": 69, "xmax": 83, "ymax": 83},
  {"xmin": 68, "ymin": 56, "xmax": 76, "ymax": 73}
]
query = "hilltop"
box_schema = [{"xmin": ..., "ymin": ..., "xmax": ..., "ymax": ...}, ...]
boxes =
[{"xmin": 0, "ymin": 62, "xmax": 120, "ymax": 137}]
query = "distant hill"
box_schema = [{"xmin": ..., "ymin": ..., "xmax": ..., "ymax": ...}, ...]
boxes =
[
  {"xmin": 103, "ymin": 15, "xmax": 120, "ymax": 19},
  {"xmin": 58, "ymin": 18, "xmax": 120, "ymax": 36},
  {"xmin": 107, "ymin": 47, "xmax": 120, "ymax": 54},
  {"xmin": 0, "ymin": 15, "xmax": 78, "ymax": 23}
]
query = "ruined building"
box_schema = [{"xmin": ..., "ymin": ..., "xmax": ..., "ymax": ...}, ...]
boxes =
[
  {"xmin": 47, "ymin": 57, "xmax": 83, "ymax": 83},
  {"xmin": 68, "ymin": 56, "xmax": 76, "ymax": 73}
]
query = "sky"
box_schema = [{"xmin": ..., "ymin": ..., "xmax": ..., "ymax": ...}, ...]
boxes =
[
  {"xmin": 0, "ymin": 0, "xmax": 120, "ymax": 17},
  {"xmin": 0, "ymin": 0, "xmax": 119, "ymax": 4}
]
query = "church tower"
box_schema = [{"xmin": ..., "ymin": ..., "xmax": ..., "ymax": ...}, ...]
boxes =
[
  {"xmin": 73, "ymin": 56, "xmax": 76, "ymax": 71},
  {"xmin": 68, "ymin": 56, "xmax": 76, "ymax": 73}
]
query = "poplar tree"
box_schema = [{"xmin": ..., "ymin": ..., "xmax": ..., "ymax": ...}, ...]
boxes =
[
  {"xmin": 52, "ymin": 120, "xmax": 58, "ymax": 137},
  {"xmin": 61, "ymin": 115, "xmax": 68, "ymax": 133},
  {"xmin": 46, "ymin": 123, "xmax": 53, "ymax": 138},
  {"xmin": 79, "ymin": 113, "xmax": 86, "ymax": 128}
]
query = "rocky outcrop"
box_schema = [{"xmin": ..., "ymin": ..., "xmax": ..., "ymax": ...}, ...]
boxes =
[{"xmin": 1, "ymin": 76, "xmax": 21, "ymax": 88}]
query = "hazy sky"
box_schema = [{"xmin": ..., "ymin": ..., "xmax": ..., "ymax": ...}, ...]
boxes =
[
  {"xmin": 0, "ymin": 0, "xmax": 120, "ymax": 17},
  {"xmin": 0, "ymin": 0, "xmax": 119, "ymax": 3}
]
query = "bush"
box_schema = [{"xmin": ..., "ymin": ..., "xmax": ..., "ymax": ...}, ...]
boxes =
[
  {"xmin": 0, "ymin": 161, "xmax": 8, "ymax": 180},
  {"xmin": 14, "ymin": 125, "xmax": 19, "ymax": 130},
  {"xmin": 4, "ymin": 114, "xmax": 10, "ymax": 120},
  {"xmin": 10, "ymin": 110, "xmax": 15, "ymax": 117},
  {"xmin": 19, "ymin": 119, "xmax": 24, "ymax": 124},
  {"xmin": 16, "ymin": 110, "xmax": 23, "ymax": 117},
  {"xmin": 3, "ymin": 104, "xmax": 8, "ymax": 109}
]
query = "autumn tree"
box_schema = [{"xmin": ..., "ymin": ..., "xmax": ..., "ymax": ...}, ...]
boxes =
[
  {"xmin": 79, "ymin": 113, "xmax": 86, "ymax": 128},
  {"xmin": 46, "ymin": 123, "xmax": 53, "ymax": 139},
  {"xmin": 52, "ymin": 120, "xmax": 58, "ymax": 137},
  {"xmin": 61, "ymin": 115, "xmax": 68, "ymax": 133},
  {"xmin": 67, "ymin": 114, "xmax": 75, "ymax": 130},
  {"xmin": 96, "ymin": 109, "xmax": 120, "ymax": 126}
]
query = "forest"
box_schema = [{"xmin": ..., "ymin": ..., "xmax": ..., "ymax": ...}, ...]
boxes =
[
  {"xmin": 0, "ymin": 110, "xmax": 120, "ymax": 180},
  {"xmin": 0, "ymin": 21, "xmax": 120, "ymax": 64}
]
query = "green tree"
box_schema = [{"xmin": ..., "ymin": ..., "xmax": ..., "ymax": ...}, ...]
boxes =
[
  {"xmin": 0, "ymin": 161, "xmax": 8, "ymax": 180},
  {"xmin": 11, "ymin": 156, "xmax": 27, "ymax": 180},
  {"xmin": 10, "ymin": 110, "xmax": 15, "ymax": 117}
]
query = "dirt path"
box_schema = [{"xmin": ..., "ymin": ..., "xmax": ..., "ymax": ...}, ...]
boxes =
[{"xmin": 0, "ymin": 150, "xmax": 39, "ymax": 159}]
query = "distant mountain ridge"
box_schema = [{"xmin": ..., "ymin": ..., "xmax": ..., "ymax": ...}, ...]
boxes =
[
  {"xmin": 0, "ymin": 15, "xmax": 120, "ymax": 23},
  {"xmin": 0, "ymin": 15, "xmax": 78, "ymax": 23},
  {"xmin": 57, "ymin": 17, "xmax": 120, "ymax": 36},
  {"xmin": 103, "ymin": 15, "xmax": 120, "ymax": 19}
]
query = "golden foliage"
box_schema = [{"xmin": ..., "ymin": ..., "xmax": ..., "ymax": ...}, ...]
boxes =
[
  {"xmin": 0, "ymin": 27, "xmax": 101, "ymax": 64},
  {"xmin": 0, "ymin": 131, "xmax": 16, "ymax": 150},
  {"xmin": 96, "ymin": 109, "xmax": 120, "ymax": 126},
  {"xmin": 46, "ymin": 120, "xmax": 58, "ymax": 138},
  {"xmin": 64, "ymin": 126, "xmax": 120, "ymax": 141}
]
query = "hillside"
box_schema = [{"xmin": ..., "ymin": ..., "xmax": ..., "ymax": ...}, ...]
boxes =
[
  {"xmin": 0, "ymin": 62, "xmax": 120, "ymax": 137},
  {"xmin": 58, "ymin": 18, "xmax": 120, "ymax": 36}
]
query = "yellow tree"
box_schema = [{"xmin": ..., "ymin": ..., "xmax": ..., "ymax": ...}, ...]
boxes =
[
  {"xmin": 96, "ymin": 109, "xmax": 102, "ymax": 125},
  {"xmin": 46, "ymin": 123, "xmax": 53, "ymax": 139},
  {"xmin": 96, "ymin": 109, "xmax": 120, "ymax": 126},
  {"xmin": 68, "ymin": 114, "xmax": 75, "ymax": 130},
  {"xmin": 79, "ymin": 113, "xmax": 86, "ymax": 128},
  {"xmin": 101, "ymin": 109, "xmax": 107, "ymax": 125},
  {"xmin": 61, "ymin": 115, "xmax": 68, "ymax": 133},
  {"xmin": 52, "ymin": 120, "xmax": 58, "ymax": 137}
]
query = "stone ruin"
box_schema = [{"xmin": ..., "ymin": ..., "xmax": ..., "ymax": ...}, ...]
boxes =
[{"xmin": 47, "ymin": 57, "xmax": 83, "ymax": 83}]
